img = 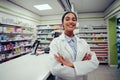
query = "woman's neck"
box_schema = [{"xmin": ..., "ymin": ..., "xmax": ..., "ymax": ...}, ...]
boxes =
[{"xmin": 64, "ymin": 31, "xmax": 74, "ymax": 38}]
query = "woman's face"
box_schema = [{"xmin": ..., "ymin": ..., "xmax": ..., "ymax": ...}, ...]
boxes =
[{"xmin": 63, "ymin": 13, "xmax": 77, "ymax": 32}]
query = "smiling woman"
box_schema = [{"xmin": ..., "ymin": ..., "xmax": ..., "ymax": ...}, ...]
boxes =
[
  {"xmin": 62, "ymin": 11, "xmax": 77, "ymax": 37},
  {"xmin": 49, "ymin": 11, "xmax": 99, "ymax": 80}
]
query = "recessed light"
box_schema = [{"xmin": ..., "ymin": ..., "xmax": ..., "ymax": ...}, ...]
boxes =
[{"xmin": 34, "ymin": 4, "xmax": 52, "ymax": 10}]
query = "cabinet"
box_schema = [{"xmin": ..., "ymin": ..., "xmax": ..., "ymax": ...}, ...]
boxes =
[
  {"xmin": 78, "ymin": 26, "xmax": 108, "ymax": 63},
  {"xmin": 37, "ymin": 24, "xmax": 62, "ymax": 49},
  {"xmin": 0, "ymin": 23, "xmax": 34, "ymax": 63}
]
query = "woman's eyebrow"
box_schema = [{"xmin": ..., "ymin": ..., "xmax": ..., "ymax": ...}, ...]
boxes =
[
  {"xmin": 65, "ymin": 16, "xmax": 75, "ymax": 18},
  {"xmin": 65, "ymin": 16, "xmax": 69, "ymax": 18}
]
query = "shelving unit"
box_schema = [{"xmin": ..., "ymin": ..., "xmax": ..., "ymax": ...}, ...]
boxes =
[
  {"xmin": 0, "ymin": 23, "xmax": 34, "ymax": 63},
  {"xmin": 117, "ymin": 18, "xmax": 120, "ymax": 69},
  {"xmin": 37, "ymin": 24, "xmax": 62, "ymax": 49},
  {"xmin": 78, "ymin": 26, "xmax": 108, "ymax": 64}
]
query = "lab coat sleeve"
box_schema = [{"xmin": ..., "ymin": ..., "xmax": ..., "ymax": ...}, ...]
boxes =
[
  {"xmin": 73, "ymin": 39, "xmax": 99, "ymax": 76},
  {"xmin": 51, "ymin": 64, "xmax": 76, "ymax": 79},
  {"xmin": 49, "ymin": 38, "xmax": 76, "ymax": 79},
  {"xmin": 73, "ymin": 51, "xmax": 99, "ymax": 76}
]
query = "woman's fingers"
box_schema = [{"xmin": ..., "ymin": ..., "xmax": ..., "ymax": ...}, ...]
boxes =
[
  {"xmin": 87, "ymin": 54, "xmax": 91, "ymax": 60},
  {"xmin": 54, "ymin": 54, "xmax": 59, "ymax": 61},
  {"xmin": 54, "ymin": 53, "xmax": 74, "ymax": 68},
  {"xmin": 54, "ymin": 53, "xmax": 63, "ymax": 63},
  {"xmin": 82, "ymin": 53, "xmax": 92, "ymax": 61}
]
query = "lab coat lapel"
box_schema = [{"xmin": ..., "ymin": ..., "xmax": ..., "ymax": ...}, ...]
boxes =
[
  {"xmin": 64, "ymin": 41, "xmax": 74, "ymax": 60},
  {"xmin": 60, "ymin": 33, "xmax": 74, "ymax": 61},
  {"xmin": 76, "ymin": 37, "xmax": 86, "ymax": 61}
]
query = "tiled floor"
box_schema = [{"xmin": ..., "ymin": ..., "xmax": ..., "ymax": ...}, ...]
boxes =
[{"xmin": 88, "ymin": 65, "xmax": 120, "ymax": 80}]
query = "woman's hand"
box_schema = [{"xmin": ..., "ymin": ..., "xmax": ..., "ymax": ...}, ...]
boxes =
[
  {"xmin": 82, "ymin": 53, "xmax": 92, "ymax": 61},
  {"xmin": 54, "ymin": 53, "xmax": 74, "ymax": 68}
]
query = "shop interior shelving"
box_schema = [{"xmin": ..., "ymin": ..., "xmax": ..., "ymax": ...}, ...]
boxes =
[
  {"xmin": 78, "ymin": 26, "xmax": 108, "ymax": 64},
  {"xmin": 0, "ymin": 23, "xmax": 34, "ymax": 63},
  {"xmin": 37, "ymin": 24, "xmax": 63, "ymax": 50},
  {"xmin": 117, "ymin": 18, "xmax": 120, "ymax": 69}
]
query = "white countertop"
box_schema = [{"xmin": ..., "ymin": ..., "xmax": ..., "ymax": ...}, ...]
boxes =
[{"xmin": 0, "ymin": 54, "xmax": 52, "ymax": 80}]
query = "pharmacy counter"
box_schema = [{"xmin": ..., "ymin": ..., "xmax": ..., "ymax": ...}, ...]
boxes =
[{"xmin": 0, "ymin": 54, "xmax": 53, "ymax": 80}]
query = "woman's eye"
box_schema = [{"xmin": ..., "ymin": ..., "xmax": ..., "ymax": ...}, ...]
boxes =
[
  {"xmin": 65, "ymin": 17, "xmax": 76, "ymax": 21},
  {"xmin": 65, "ymin": 17, "xmax": 70, "ymax": 21},
  {"xmin": 72, "ymin": 18, "xmax": 76, "ymax": 21}
]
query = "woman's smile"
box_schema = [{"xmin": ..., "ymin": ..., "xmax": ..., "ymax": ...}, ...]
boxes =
[{"xmin": 66, "ymin": 23, "xmax": 76, "ymax": 28}]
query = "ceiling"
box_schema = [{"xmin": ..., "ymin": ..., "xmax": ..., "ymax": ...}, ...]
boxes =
[{"xmin": 7, "ymin": 0, "xmax": 116, "ymax": 16}]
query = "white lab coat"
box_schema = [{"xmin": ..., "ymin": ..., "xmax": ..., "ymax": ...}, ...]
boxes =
[{"xmin": 49, "ymin": 32, "xmax": 99, "ymax": 80}]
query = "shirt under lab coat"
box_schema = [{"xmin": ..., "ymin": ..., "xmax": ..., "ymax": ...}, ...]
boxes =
[{"xmin": 49, "ymin": 32, "xmax": 99, "ymax": 80}]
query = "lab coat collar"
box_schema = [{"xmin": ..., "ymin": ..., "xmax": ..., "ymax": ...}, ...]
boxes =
[
  {"xmin": 59, "ymin": 32, "xmax": 79, "ymax": 41},
  {"xmin": 59, "ymin": 32, "xmax": 67, "ymax": 41},
  {"xmin": 59, "ymin": 32, "xmax": 82, "ymax": 61}
]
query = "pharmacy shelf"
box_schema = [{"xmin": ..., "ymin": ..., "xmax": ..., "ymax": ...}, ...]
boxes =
[
  {"xmin": 116, "ymin": 18, "xmax": 120, "ymax": 69},
  {"xmin": 36, "ymin": 24, "xmax": 63, "ymax": 49},
  {"xmin": 79, "ymin": 30, "xmax": 107, "ymax": 33},
  {"xmin": 79, "ymin": 36, "xmax": 107, "ymax": 38},
  {"xmin": 0, "ymin": 23, "xmax": 34, "ymax": 63},
  {"xmin": 78, "ymin": 26, "xmax": 108, "ymax": 63}
]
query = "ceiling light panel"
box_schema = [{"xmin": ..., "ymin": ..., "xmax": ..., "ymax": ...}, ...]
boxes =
[{"xmin": 34, "ymin": 4, "xmax": 52, "ymax": 10}]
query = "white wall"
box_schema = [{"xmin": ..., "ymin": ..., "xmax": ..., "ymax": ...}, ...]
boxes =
[
  {"xmin": 78, "ymin": 13, "xmax": 106, "ymax": 27},
  {"xmin": 40, "ymin": 12, "xmax": 106, "ymax": 27},
  {"xmin": 2, "ymin": 0, "xmax": 119, "ymax": 28},
  {"xmin": 39, "ymin": 4, "xmax": 107, "ymax": 27},
  {"xmin": 40, "ymin": 0, "xmax": 120, "ymax": 27},
  {"xmin": 0, "ymin": 0, "xmax": 42, "ymax": 39},
  {"xmin": 0, "ymin": 0, "xmax": 41, "ymax": 24},
  {"xmin": 40, "ymin": 14, "xmax": 62, "ymax": 24}
]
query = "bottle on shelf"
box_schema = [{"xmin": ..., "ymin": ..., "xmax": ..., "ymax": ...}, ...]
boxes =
[
  {"xmin": 79, "ymin": 25, "xmax": 108, "ymax": 64},
  {"xmin": 0, "ymin": 23, "xmax": 34, "ymax": 63}
]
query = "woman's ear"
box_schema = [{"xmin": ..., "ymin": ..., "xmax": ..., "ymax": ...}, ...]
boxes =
[{"xmin": 61, "ymin": 24, "xmax": 64, "ymax": 30}]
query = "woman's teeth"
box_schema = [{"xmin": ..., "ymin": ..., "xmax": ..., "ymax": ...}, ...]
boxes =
[
  {"xmin": 69, "ymin": 24, "xmax": 75, "ymax": 27},
  {"xmin": 70, "ymin": 25, "xmax": 73, "ymax": 27}
]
